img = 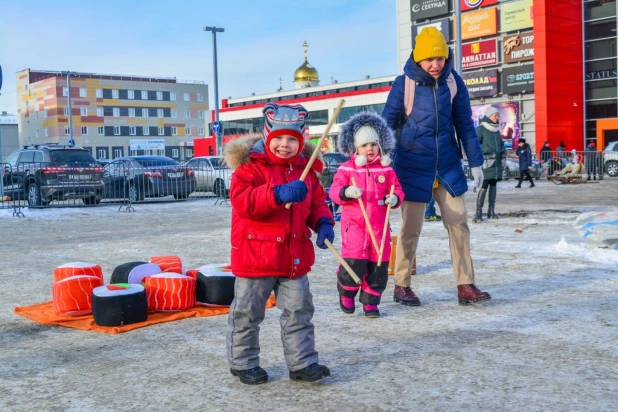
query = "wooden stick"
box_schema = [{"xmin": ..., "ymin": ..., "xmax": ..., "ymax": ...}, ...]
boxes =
[
  {"xmin": 324, "ymin": 239, "xmax": 361, "ymax": 285},
  {"xmin": 350, "ymin": 177, "xmax": 381, "ymax": 257},
  {"xmin": 285, "ymin": 99, "xmax": 346, "ymax": 209},
  {"xmin": 377, "ymin": 185, "xmax": 395, "ymax": 267}
]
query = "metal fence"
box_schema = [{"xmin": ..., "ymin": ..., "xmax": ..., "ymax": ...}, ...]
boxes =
[{"xmin": 0, "ymin": 160, "xmax": 231, "ymax": 214}]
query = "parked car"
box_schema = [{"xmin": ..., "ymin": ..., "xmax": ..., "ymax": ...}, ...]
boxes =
[
  {"xmin": 1, "ymin": 145, "xmax": 104, "ymax": 206},
  {"xmin": 320, "ymin": 152, "xmax": 350, "ymax": 187},
  {"xmin": 103, "ymin": 156, "xmax": 196, "ymax": 202},
  {"xmin": 603, "ymin": 141, "xmax": 618, "ymax": 177},
  {"xmin": 184, "ymin": 156, "xmax": 231, "ymax": 197}
]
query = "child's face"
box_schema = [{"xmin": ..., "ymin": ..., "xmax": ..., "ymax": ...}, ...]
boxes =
[
  {"xmin": 357, "ymin": 143, "xmax": 379, "ymax": 162},
  {"xmin": 269, "ymin": 134, "xmax": 300, "ymax": 158},
  {"xmin": 419, "ymin": 57, "xmax": 446, "ymax": 78}
]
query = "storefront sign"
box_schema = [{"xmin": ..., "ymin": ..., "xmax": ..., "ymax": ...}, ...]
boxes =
[
  {"xmin": 459, "ymin": 7, "xmax": 498, "ymax": 40},
  {"xmin": 462, "ymin": 69, "xmax": 498, "ymax": 97},
  {"xmin": 412, "ymin": 17, "xmax": 451, "ymax": 46},
  {"xmin": 460, "ymin": 0, "xmax": 498, "ymax": 12},
  {"xmin": 462, "ymin": 39, "xmax": 498, "ymax": 69},
  {"xmin": 500, "ymin": 0, "xmax": 533, "ymax": 32},
  {"xmin": 130, "ymin": 139, "xmax": 165, "ymax": 151},
  {"xmin": 503, "ymin": 31, "xmax": 534, "ymax": 63},
  {"xmin": 410, "ymin": 0, "xmax": 449, "ymax": 21},
  {"xmin": 502, "ymin": 65, "xmax": 534, "ymax": 95},
  {"xmin": 585, "ymin": 69, "xmax": 617, "ymax": 80}
]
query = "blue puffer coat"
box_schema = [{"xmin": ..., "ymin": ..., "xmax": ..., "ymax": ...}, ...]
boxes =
[{"xmin": 381, "ymin": 50, "xmax": 484, "ymax": 203}]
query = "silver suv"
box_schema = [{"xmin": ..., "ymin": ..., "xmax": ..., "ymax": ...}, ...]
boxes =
[
  {"xmin": 184, "ymin": 156, "xmax": 231, "ymax": 197},
  {"xmin": 604, "ymin": 141, "xmax": 618, "ymax": 177}
]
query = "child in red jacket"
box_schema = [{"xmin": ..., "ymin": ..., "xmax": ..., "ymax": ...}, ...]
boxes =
[
  {"xmin": 329, "ymin": 112, "xmax": 404, "ymax": 318},
  {"xmin": 224, "ymin": 103, "xmax": 335, "ymax": 385}
]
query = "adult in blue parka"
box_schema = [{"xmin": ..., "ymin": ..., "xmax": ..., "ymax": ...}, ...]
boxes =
[{"xmin": 381, "ymin": 27, "xmax": 491, "ymax": 306}]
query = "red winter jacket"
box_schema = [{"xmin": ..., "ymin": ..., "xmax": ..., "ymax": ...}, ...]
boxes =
[{"xmin": 225, "ymin": 136, "xmax": 333, "ymax": 278}]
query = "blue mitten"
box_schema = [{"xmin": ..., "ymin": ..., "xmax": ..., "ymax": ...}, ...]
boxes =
[
  {"xmin": 274, "ymin": 180, "xmax": 308, "ymax": 204},
  {"xmin": 315, "ymin": 221, "xmax": 335, "ymax": 250}
]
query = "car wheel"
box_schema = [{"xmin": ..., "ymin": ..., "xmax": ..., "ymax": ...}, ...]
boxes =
[
  {"xmin": 83, "ymin": 195, "xmax": 101, "ymax": 205},
  {"xmin": 606, "ymin": 161, "xmax": 618, "ymax": 177},
  {"xmin": 213, "ymin": 179, "xmax": 228, "ymax": 198},
  {"xmin": 27, "ymin": 182, "xmax": 49, "ymax": 207},
  {"xmin": 173, "ymin": 193, "xmax": 189, "ymax": 200}
]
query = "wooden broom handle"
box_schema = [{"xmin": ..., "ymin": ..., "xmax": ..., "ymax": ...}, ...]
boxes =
[
  {"xmin": 377, "ymin": 185, "xmax": 395, "ymax": 267},
  {"xmin": 324, "ymin": 239, "xmax": 361, "ymax": 285},
  {"xmin": 285, "ymin": 99, "xmax": 346, "ymax": 209},
  {"xmin": 350, "ymin": 177, "xmax": 381, "ymax": 257}
]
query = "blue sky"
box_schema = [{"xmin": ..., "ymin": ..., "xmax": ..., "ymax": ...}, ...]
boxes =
[{"xmin": 0, "ymin": 0, "xmax": 397, "ymax": 115}]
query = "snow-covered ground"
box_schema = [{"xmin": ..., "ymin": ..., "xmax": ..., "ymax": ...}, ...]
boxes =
[{"xmin": 1, "ymin": 179, "xmax": 617, "ymax": 411}]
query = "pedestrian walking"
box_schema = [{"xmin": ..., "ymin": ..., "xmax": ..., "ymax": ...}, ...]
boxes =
[{"xmin": 515, "ymin": 138, "xmax": 535, "ymax": 188}]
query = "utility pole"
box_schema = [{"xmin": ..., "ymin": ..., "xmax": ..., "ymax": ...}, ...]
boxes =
[
  {"xmin": 454, "ymin": 0, "xmax": 462, "ymax": 74},
  {"xmin": 203, "ymin": 26, "xmax": 224, "ymax": 155},
  {"xmin": 66, "ymin": 71, "xmax": 75, "ymax": 146}
]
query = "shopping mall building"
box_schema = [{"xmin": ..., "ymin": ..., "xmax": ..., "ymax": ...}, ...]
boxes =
[{"xmin": 208, "ymin": 0, "xmax": 617, "ymax": 157}]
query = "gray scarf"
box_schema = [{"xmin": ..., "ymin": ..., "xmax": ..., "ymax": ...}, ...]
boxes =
[{"xmin": 481, "ymin": 121, "xmax": 499, "ymax": 132}]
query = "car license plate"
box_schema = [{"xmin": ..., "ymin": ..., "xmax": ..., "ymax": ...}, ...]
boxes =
[
  {"xmin": 167, "ymin": 172, "xmax": 183, "ymax": 178},
  {"xmin": 69, "ymin": 174, "xmax": 92, "ymax": 180}
]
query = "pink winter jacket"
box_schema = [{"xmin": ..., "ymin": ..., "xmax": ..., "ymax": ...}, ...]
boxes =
[{"xmin": 329, "ymin": 155, "xmax": 404, "ymax": 262}]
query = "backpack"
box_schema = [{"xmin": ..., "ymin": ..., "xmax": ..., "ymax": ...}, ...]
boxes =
[{"xmin": 398, "ymin": 72, "xmax": 462, "ymax": 157}]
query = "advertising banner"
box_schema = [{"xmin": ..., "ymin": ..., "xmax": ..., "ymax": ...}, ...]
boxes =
[
  {"xmin": 460, "ymin": 7, "xmax": 498, "ymax": 40},
  {"xmin": 462, "ymin": 69, "xmax": 498, "ymax": 98},
  {"xmin": 130, "ymin": 139, "xmax": 165, "ymax": 151},
  {"xmin": 503, "ymin": 31, "xmax": 534, "ymax": 63},
  {"xmin": 412, "ymin": 18, "xmax": 451, "ymax": 46},
  {"xmin": 462, "ymin": 39, "xmax": 498, "ymax": 69},
  {"xmin": 460, "ymin": 0, "xmax": 498, "ymax": 12},
  {"xmin": 410, "ymin": 0, "xmax": 449, "ymax": 21},
  {"xmin": 471, "ymin": 102, "xmax": 520, "ymax": 144},
  {"xmin": 500, "ymin": 0, "xmax": 533, "ymax": 33},
  {"xmin": 502, "ymin": 65, "xmax": 534, "ymax": 95}
]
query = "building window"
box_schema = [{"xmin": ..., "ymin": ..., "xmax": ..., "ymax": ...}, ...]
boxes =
[
  {"xmin": 198, "ymin": 110, "xmax": 204, "ymax": 119},
  {"xmin": 157, "ymin": 108, "xmax": 164, "ymax": 118},
  {"xmin": 44, "ymin": 109, "xmax": 48, "ymax": 118},
  {"xmin": 114, "ymin": 126, "xmax": 121, "ymax": 135},
  {"xmin": 143, "ymin": 126, "xmax": 150, "ymax": 135},
  {"xmin": 98, "ymin": 149, "xmax": 106, "ymax": 159},
  {"xmin": 65, "ymin": 126, "xmax": 70, "ymax": 135},
  {"xmin": 96, "ymin": 88, "xmax": 103, "ymax": 98},
  {"xmin": 156, "ymin": 91, "xmax": 163, "ymax": 100},
  {"xmin": 128, "ymin": 90, "xmax": 134, "ymax": 99},
  {"xmin": 81, "ymin": 126, "xmax": 88, "ymax": 135},
  {"xmin": 45, "ymin": 128, "xmax": 49, "ymax": 137},
  {"xmin": 113, "ymin": 107, "xmax": 120, "ymax": 117},
  {"xmin": 129, "ymin": 126, "xmax": 136, "ymax": 135},
  {"xmin": 142, "ymin": 108, "xmax": 149, "ymax": 117},
  {"xmin": 79, "ymin": 88, "xmax": 87, "ymax": 97},
  {"xmin": 114, "ymin": 149, "xmax": 122, "ymax": 158},
  {"xmin": 80, "ymin": 107, "xmax": 88, "ymax": 116},
  {"xmin": 97, "ymin": 107, "xmax": 104, "ymax": 117},
  {"xmin": 63, "ymin": 87, "xmax": 69, "ymax": 97},
  {"xmin": 197, "ymin": 93, "xmax": 204, "ymax": 102},
  {"xmin": 98, "ymin": 126, "xmax": 104, "ymax": 135},
  {"xmin": 129, "ymin": 108, "xmax": 136, "ymax": 117},
  {"xmin": 43, "ymin": 89, "xmax": 47, "ymax": 98},
  {"xmin": 158, "ymin": 127, "xmax": 164, "ymax": 136},
  {"xmin": 36, "ymin": 129, "xmax": 39, "ymax": 139},
  {"xmin": 199, "ymin": 127, "xmax": 205, "ymax": 136},
  {"xmin": 64, "ymin": 106, "xmax": 70, "ymax": 116},
  {"xmin": 171, "ymin": 109, "xmax": 177, "ymax": 118},
  {"xmin": 141, "ymin": 90, "xmax": 148, "ymax": 99},
  {"xmin": 172, "ymin": 149, "xmax": 179, "ymax": 158},
  {"xmin": 186, "ymin": 149, "xmax": 193, "ymax": 158},
  {"xmin": 170, "ymin": 92, "xmax": 176, "ymax": 101},
  {"xmin": 184, "ymin": 92, "xmax": 190, "ymax": 101},
  {"xmin": 112, "ymin": 89, "xmax": 119, "ymax": 99},
  {"xmin": 171, "ymin": 127, "xmax": 177, "ymax": 136},
  {"xmin": 185, "ymin": 127, "xmax": 191, "ymax": 135},
  {"xmin": 185, "ymin": 110, "xmax": 191, "ymax": 119}
]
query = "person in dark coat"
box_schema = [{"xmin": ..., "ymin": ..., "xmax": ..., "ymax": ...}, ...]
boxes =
[
  {"xmin": 585, "ymin": 141, "xmax": 599, "ymax": 180},
  {"xmin": 474, "ymin": 106, "xmax": 505, "ymax": 222},
  {"xmin": 381, "ymin": 27, "xmax": 490, "ymax": 306},
  {"xmin": 515, "ymin": 138, "xmax": 535, "ymax": 188},
  {"xmin": 539, "ymin": 141, "xmax": 554, "ymax": 175}
]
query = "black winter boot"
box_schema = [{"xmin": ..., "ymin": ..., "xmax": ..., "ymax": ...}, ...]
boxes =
[
  {"xmin": 289, "ymin": 363, "xmax": 331, "ymax": 382},
  {"xmin": 487, "ymin": 185, "xmax": 498, "ymax": 219},
  {"xmin": 473, "ymin": 188, "xmax": 486, "ymax": 223},
  {"xmin": 230, "ymin": 366, "xmax": 269, "ymax": 385}
]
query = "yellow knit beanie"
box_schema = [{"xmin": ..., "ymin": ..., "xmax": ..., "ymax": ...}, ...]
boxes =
[{"xmin": 413, "ymin": 27, "xmax": 448, "ymax": 63}]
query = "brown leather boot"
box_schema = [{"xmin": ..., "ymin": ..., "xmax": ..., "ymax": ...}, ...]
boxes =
[
  {"xmin": 457, "ymin": 284, "xmax": 491, "ymax": 305},
  {"xmin": 393, "ymin": 285, "xmax": 421, "ymax": 306}
]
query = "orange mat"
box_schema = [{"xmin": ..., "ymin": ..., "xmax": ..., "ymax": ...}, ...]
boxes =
[{"xmin": 14, "ymin": 295, "xmax": 277, "ymax": 335}]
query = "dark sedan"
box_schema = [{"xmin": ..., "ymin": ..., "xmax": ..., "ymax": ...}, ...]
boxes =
[{"xmin": 103, "ymin": 156, "xmax": 196, "ymax": 202}]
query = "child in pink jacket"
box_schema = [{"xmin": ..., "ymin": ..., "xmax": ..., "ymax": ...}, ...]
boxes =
[{"xmin": 329, "ymin": 112, "xmax": 404, "ymax": 317}]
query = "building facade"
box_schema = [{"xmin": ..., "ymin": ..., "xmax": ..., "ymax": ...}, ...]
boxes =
[
  {"xmin": 0, "ymin": 112, "xmax": 19, "ymax": 162},
  {"xmin": 16, "ymin": 69, "xmax": 209, "ymax": 161}
]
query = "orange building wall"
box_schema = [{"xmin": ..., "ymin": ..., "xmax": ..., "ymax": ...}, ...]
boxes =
[{"xmin": 534, "ymin": 0, "xmax": 584, "ymax": 151}]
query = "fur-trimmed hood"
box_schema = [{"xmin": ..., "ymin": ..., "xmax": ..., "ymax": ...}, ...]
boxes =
[
  {"xmin": 337, "ymin": 111, "xmax": 395, "ymax": 158},
  {"xmin": 224, "ymin": 135, "xmax": 322, "ymax": 170}
]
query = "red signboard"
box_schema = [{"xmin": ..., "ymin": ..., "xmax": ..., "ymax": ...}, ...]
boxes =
[
  {"xmin": 461, "ymin": 39, "xmax": 498, "ymax": 69},
  {"xmin": 460, "ymin": 0, "xmax": 498, "ymax": 12}
]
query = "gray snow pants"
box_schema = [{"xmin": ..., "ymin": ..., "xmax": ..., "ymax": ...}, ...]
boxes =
[{"xmin": 226, "ymin": 275, "xmax": 319, "ymax": 372}]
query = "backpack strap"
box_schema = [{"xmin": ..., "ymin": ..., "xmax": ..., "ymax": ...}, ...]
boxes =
[
  {"xmin": 446, "ymin": 73, "xmax": 457, "ymax": 103},
  {"xmin": 404, "ymin": 72, "xmax": 457, "ymax": 117}
]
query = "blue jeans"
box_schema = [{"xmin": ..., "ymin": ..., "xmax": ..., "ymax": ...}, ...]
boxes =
[{"xmin": 425, "ymin": 198, "xmax": 436, "ymax": 218}]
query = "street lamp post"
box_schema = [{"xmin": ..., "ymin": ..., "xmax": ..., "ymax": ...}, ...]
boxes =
[
  {"xmin": 66, "ymin": 71, "xmax": 75, "ymax": 147},
  {"xmin": 203, "ymin": 26, "xmax": 224, "ymax": 155}
]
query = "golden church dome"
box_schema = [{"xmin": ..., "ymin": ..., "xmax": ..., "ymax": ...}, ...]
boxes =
[{"xmin": 293, "ymin": 41, "xmax": 319, "ymax": 82}]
